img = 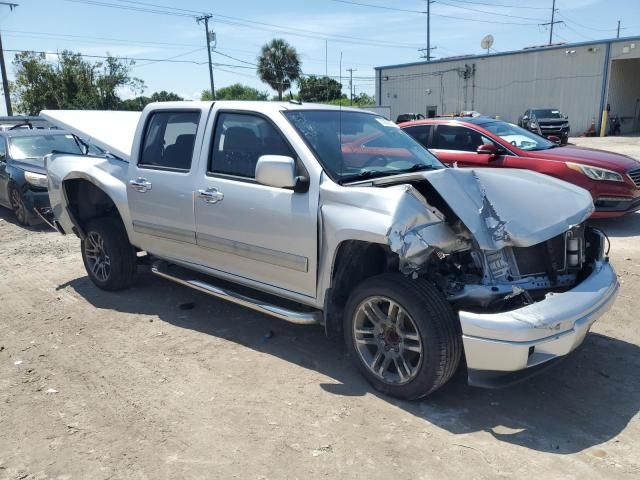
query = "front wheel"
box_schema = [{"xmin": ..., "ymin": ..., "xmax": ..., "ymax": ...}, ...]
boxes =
[
  {"xmin": 9, "ymin": 186, "xmax": 30, "ymax": 226},
  {"xmin": 81, "ymin": 217, "xmax": 137, "ymax": 291},
  {"xmin": 344, "ymin": 274, "xmax": 462, "ymax": 400}
]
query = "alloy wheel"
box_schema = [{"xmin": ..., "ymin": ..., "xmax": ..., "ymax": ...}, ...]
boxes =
[
  {"xmin": 84, "ymin": 231, "xmax": 111, "ymax": 282},
  {"xmin": 352, "ymin": 296, "xmax": 423, "ymax": 385},
  {"xmin": 10, "ymin": 188, "xmax": 27, "ymax": 225}
]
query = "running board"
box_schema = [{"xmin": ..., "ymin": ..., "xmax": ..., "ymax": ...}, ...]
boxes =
[{"xmin": 151, "ymin": 262, "xmax": 321, "ymax": 325}]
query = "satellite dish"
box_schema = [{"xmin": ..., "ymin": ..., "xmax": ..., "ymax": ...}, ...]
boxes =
[{"xmin": 481, "ymin": 34, "xmax": 494, "ymax": 53}]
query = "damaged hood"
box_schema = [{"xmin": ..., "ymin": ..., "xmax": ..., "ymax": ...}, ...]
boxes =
[
  {"xmin": 40, "ymin": 110, "xmax": 141, "ymax": 161},
  {"xmin": 423, "ymin": 168, "xmax": 594, "ymax": 250}
]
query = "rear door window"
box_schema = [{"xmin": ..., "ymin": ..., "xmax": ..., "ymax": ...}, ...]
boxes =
[
  {"xmin": 139, "ymin": 111, "xmax": 200, "ymax": 171},
  {"xmin": 403, "ymin": 125, "xmax": 432, "ymax": 147}
]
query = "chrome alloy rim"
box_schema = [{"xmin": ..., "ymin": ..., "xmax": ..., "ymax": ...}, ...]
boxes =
[
  {"xmin": 353, "ymin": 296, "xmax": 423, "ymax": 385},
  {"xmin": 85, "ymin": 231, "xmax": 111, "ymax": 282}
]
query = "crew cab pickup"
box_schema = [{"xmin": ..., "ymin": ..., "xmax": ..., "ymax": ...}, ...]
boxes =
[{"xmin": 43, "ymin": 101, "xmax": 618, "ymax": 399}]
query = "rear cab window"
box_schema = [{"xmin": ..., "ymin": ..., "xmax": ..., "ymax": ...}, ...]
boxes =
[
  {"xmin": 403, "ymin": 125, "xmax": 432, "ymax": 148},
  {"xmin": 139, "ymin": 111, "xmax": 200, "ymax": 171}
]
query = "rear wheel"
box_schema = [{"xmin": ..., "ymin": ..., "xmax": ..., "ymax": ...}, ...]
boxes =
[
  {"xmin": 344, "ymin": 274, "xmax": 461, "ymax": 400},
  {"xmin": 9, "ymin": 186, "xmax": 30, "ymax": 226},
  {"xmin": 81, "ymin": 217, "xmax": 137, "ymax": 291}
]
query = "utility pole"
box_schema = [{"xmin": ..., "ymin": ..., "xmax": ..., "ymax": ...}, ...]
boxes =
[
  {"xmin": 346, "ymin": 68, "xmax": 356, "ymax": 106},
  {"xmin": 196, "ymin": 14, "xmax": 215, "ymax": 100},
  {"xmin": 0, "ymin": 2, "xmax": 18, "ymax": 116},
  {"xmin": 418, "ymin": 0, "xmax": 436, "ymax": 61},
  {"xmin": 539, "ymin": 0, "xmax": 564, "ymax": 46},
  {"xmin": 617, "ymin": 20, "xmax": 621, "ymax": 38}
]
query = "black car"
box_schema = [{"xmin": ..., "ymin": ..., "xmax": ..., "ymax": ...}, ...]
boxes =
[
  {"xmin": 396, "ymin": 113, "xmax": 425, "ymax": 124},
  {"xmin": 0, "ymin": 128, "xmax": 85, "ymax": 225},
  {"xmin": 518, "ymin": 108, "xmax": 570, "ymax": 144}
]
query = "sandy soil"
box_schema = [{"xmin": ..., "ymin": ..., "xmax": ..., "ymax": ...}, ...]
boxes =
[{"xmin": 1, "ymin": 138, "xmax": 639, "ymax": 479}]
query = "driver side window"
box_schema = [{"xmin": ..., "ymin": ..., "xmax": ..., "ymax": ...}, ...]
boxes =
[{"xmin": 434, "ymin": 125, "xmax": 493, "ymax": 152}]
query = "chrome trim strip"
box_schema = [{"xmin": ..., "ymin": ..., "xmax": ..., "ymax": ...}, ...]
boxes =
[
  {"xmin": 151, "ymin": 262, "xmax": 320, "ymax": 325},
  {"xmin": 196, "ymin": 232, "xmax": 308, "ymax": 273},
  {"xmin": 132, "ymin": 220, "xmax": 196, "ymax": 244}
]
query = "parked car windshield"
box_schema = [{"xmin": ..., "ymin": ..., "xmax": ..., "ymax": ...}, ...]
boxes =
[
  {"xmin": 482, "ymin": 121, "xmax": 556, "ymax": 151},
  {"xmin": 283, "ymin": 110, "xmax": 443, "ymax": 183},
  {"xmin": 532, "ymin": 109, "xmax": 564, "ymax": 119},
  {"xmin": 9, "ymin": 134, "xmax": 83, "ymax": 159}
]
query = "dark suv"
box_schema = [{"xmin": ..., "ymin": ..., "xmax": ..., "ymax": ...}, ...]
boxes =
[
  {"xmin": 518, "ymin": 108, "xmax": 570, "ymax": 144},
  {"xmin": 396, "ymin": 113, "xmax": 425, "ymax": 124}
]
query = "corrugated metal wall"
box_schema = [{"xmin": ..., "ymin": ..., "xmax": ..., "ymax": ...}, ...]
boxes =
[{"xmin": 377, "ymin": 43, "xmax": 608, "ymax": 134}]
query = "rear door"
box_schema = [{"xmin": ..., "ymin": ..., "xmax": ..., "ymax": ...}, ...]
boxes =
[
  {"xmin": 127, "ymin": 108, "xmax": 207, "ymax": 261},
  {"xmin": 192, "ymin": 109, "xmax": 318, "ymax": 298}
]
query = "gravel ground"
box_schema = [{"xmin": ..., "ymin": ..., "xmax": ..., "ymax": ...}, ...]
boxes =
[{"xmin": 1, "ymin": 138, "xmax": 639, "ymax": 479}]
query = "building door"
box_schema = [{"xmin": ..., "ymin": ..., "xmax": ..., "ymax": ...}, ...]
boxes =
[{"xmin": 426, "ymin": 106, "xmax": 437, "ymax": 118}]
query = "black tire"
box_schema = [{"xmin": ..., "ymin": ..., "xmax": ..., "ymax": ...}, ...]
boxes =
[
  {"xmin": 344, "ymin": 273, "xmax": 461, "ymax": 400},
  {"xmin": 81, "ymin": 217, "xmax": 137, "ymax": 291},
  {"xmin": 9, "ymin": 185, "xmax": 31, "ymax": 226}
]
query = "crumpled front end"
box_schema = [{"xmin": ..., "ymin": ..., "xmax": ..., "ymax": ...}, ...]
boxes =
[{"xmin": 372, "ymin": 168, "xmax": 616, "ymax": 383}]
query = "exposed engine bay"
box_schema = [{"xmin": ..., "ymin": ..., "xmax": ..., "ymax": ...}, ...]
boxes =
[{"xmin": 377, "ymin": 170, "xmax": 602, "ymax": 313}]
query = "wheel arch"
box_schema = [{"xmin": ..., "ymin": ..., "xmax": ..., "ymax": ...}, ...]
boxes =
[
  {"xmin": 323, "ymin": 239, "xmax": 399, "ymax": 337},
  {"xmin": 62, "ymin": 176, "xmax": 130, "ymax": 240}
]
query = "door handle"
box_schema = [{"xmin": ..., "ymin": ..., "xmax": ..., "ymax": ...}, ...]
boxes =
[
  {"xmin": 129, "ymin": 177, "xmax": 152, "ymax": 193},
  {"xmin": 198, "ymin": 187, "xmax": 224, "ymax": 204}
]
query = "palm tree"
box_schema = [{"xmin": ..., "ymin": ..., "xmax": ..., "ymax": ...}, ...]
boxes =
[{"xmin": 257, "ymin": 39, "xmax": 301, "ymax": 101}]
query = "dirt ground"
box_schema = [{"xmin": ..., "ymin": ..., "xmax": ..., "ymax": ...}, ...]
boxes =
[{"xmin": 1, "ymin": 137, "xmax": 640, "ymax": 479}]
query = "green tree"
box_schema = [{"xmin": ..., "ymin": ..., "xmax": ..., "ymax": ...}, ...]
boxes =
[
  {"xmin": 298, "ymin": 75, "xmax": 342, "ymax": 103},
  {"xmin": 121, "ymin": 91, "xmax": 184, "ymax": 111},
  {"xmin": 325, "ymin": 92, "xmax": 375, "ymax": 107},
  {"xmin": 201, "ymin": 83, "xmax": 269, "ymax": 101},
  {"xmin": 11, "ymin": 50, "xmax": 145, "ymax": 115},
  {"xmin": 257, "ymin": 39, "xmax": 301, "ymax": 101}
]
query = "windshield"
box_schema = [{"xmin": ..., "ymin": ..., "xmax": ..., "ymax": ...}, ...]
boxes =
[
  {"xmin": 9, "ymin": 134, "xmax": 83, "ymax": 159},
  {"xmin": 283, "ymin": 110, "xmax": 443, "ymax": 183},
  {"xmin": 483, "ymin": 121, "xmax": 556, "ymax": 151},
  {"xmin": 532, "ymin": 109, "xmax": 563, "ymax": 119}
]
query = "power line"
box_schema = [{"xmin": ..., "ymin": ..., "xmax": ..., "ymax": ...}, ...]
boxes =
[
  {"xmin": 435, "ymin": 0, "xmax": 546, "ymax": 21},
  {"xmin": 328, "ymin": 0, "xmax": 425, "ymax": 14},
  {"xmin": 59, "ymin": 0, "xmax": 423, "ymax": 49},
  {"xmin": 438, "ymin": 0, "xmax": 549, "ymax": 10}
]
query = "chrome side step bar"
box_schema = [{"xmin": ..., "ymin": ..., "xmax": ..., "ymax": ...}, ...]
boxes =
[{"xmin": 151, "ymin": 262, "xmax": 321, "ymax": 325}]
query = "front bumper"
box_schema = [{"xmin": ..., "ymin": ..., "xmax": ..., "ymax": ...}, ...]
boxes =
[{"xmin": 459, "ymin": 260, "xmax": 618, "ymax": 386}]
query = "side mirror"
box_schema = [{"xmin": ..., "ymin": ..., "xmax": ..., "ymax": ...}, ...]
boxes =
[
  {"xmin": 477, "ymin": 144, "xmax": 498, "ymax": 156},
  {"xmin": 255, "ymin": 155, "xmax": 297, "ymax": 189},
  {"xmin": 522, "ymin": 116, "xmax": 529, "ymax": 121}
]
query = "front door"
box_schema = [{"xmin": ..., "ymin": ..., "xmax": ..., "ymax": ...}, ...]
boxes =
[
  {"xmin": 193, "ymin": 110, "xmax": 318, "ymax": 298},
  {"xmin": 127, "ymin": 108, "xmax": 205, "ymax": 261}
]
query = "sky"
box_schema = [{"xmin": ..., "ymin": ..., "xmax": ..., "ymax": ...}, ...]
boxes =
[{"xmin": 0, "ymin": 0, "xmax": 638, "ymax": 114}]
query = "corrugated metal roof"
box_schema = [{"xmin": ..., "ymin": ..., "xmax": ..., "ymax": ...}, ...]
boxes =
[{"xmin": 375, "ymin": 35, "xmax": 640, "ymax": 70}]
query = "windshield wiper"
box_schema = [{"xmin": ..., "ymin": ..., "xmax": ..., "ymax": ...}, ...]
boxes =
[{"xmin": 340, "ymin": 164, "xmax": 437, "ymax": 184}]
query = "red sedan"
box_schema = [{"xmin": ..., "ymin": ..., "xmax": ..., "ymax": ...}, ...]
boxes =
[{"xmin": 400, "ymin": 118, "xmax": 640, "ymax": 218}]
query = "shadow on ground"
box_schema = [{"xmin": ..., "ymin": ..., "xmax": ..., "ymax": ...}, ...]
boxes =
[
  {"xmin": 0, "ymin": 205, "xmax": 53, "ymax": 232},
  {"xmin": 57, "ymin": 267, "xmax": 640, "ymax": 455},
  {"xmin": 589, "ymin": 212, "xmax": 640, "ymax": 238}
]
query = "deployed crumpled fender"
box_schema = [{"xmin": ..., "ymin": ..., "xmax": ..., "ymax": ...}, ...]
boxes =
[{"xmin": 416, "ymin": 168, "xmax": 594, "ymax": 251}]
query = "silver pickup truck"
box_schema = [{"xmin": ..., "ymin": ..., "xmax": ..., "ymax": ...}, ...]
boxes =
[{"xmin": 43, "ymin": 101, "xmax": 619, "ymax": 400}]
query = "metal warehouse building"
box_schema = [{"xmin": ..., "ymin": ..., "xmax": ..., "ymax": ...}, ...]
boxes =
[{"xmin": 375, "ymin": 36, "xmax": 640, "ymax": 135}]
